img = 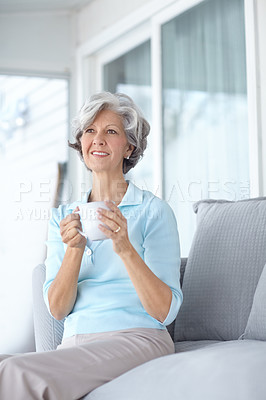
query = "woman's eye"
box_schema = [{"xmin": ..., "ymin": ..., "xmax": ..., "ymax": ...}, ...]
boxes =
[
  {"xmin": 107, "ymin": 129, "xmax": 117, "ymax": 134},
  {"xmin": 84, "ymin": 128, "xmax": 94, "ymax": 134}
]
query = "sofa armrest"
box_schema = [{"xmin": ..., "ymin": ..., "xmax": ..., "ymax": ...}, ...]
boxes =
[
  {"xmin": 32, "ymin": 264, "xmax": 64, "ymax": 352},
  {"xmin": 180, "ymin": 257, "xmax": 187, "ymax": 288},
  {"xmin": 166, "ymin": 257, "xmax": 187, "ymax": 340}
]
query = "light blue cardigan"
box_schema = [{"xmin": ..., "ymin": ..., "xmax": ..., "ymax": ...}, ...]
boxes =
[{"xmin": 43, "ymin": 181, "xmax": 183, "ymax": 340}]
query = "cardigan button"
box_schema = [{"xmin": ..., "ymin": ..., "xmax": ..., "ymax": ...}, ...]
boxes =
[{"xmin": 86, "ymin": 248, "xmax": 92, "ymax": 256}]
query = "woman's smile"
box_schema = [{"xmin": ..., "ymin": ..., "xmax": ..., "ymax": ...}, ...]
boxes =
[{"xmin": 91, "ymin": 151, "xmax": 110, "ymax": 157}]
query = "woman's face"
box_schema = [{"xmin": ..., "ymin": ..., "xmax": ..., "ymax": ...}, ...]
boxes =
[{"xmin": 80, "ymin": 109, "xmax": 132, "ymax": 175}]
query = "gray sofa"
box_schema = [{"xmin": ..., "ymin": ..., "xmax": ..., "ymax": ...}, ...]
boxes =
[{"xmin": 32, "ymin": 197, "xmax": 266, "ymax": 400}]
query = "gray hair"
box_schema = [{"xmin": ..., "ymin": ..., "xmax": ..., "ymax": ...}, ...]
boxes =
[{"xmin": 68, "ymin": 91, "xmax": 150, "ymax": 174}]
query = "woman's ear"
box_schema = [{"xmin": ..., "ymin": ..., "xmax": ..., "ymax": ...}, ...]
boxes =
[{"xmin": 125, "ymin": 144, "xmax": 135, "ymax": 158}]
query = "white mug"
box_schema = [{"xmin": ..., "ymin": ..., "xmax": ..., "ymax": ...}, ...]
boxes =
[{"xmin": 75, "ymin": 201, "xmax": 110, "ymax": 241}]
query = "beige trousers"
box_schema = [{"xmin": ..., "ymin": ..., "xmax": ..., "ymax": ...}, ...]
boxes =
[{"xmin": 0, "ymin": 328, "xmax": 174, "ymax": 400}]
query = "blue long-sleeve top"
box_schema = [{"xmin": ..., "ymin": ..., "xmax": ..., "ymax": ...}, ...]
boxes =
[{"xmin": 43, "ymin": 180, "xmax": 183, "ymax": 340}]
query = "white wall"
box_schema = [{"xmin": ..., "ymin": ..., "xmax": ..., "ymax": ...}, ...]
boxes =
[
  {"xmin": 76, "ymin": 0, "xmax": 148, "ymax": 43},
  {"xmin": 0, "ymin": 12, "xmax": 72, "ymax": 74}
]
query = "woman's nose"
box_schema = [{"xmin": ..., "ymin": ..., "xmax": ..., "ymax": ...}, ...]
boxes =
[{"xmin": 93, "ymin": 132, "xmax": 105, "ymax": 145}]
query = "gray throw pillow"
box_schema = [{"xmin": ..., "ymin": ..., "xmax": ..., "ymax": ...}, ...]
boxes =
[
  {"xmin": 242, "ymin": 263, "xmax": 266, "ymax": 340},
  {"xmin": 174, "ymin": 197, "xmax": 266, "ymax": 341}
]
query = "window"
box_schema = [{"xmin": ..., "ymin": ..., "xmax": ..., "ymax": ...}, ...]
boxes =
[
  {"xmin": 0, "ymin": 74, "xmax": 68, "ymax": 352},
  {"xmin": 161, "ymin": 0, "xmax": 248, "ymax": 254}
]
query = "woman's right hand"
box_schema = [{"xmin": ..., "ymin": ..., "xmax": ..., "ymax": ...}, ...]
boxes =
[
  {"xmin": 59, "ymin": 206, "xmax": 87, "ymax": 249},
  {"xmin": 49, "ymin": 206, "xmax": 86, "ymax": 320}
]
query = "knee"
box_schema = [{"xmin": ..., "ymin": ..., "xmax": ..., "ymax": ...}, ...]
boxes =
[
  {"xmin": 1, "ymin": 356, "xmax": 13, "ymax": 371},
  {"xmin": 0, "ymin": 355, "xmax": 57, "ymax": 400},
  {"xmin": 0, "ymin": 356, "xmax": 39, "ymax": 399},
  {"xmin": 0, "ymin": 357, "xmax": 16, "ymax": 395},
  {"xmin": 1, "ymin": 354, "xmax": 42, "ymax": 384},
  {"xmin": 0, "ymin": 356, "xmax": 22, "ymax": 379}
]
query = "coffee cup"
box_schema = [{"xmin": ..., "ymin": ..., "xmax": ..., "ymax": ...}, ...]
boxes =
[{"xmin": 75, "ymin": 201, "xmax": 111, "ymax": 241}]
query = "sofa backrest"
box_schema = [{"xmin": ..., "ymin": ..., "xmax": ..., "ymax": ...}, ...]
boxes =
[{"xmin": 174, "ymin": 197, "xmax": 266, "ymax": 342}]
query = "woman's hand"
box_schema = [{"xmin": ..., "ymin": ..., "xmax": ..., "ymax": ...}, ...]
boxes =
[
  {"xmin": 97, "ymin": 201, "xmax": 133, "ymax": 256},
  {"xmin": 59, "ymin": 206, "xmax": 87, "ymax": 249},
  {"xmin": 49, "ymin": 207, "xmax": 85, "ymax": 320}
]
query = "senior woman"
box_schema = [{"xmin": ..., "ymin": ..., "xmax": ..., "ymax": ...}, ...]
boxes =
[{"xmin": 0, "ymin": 92, "xmax": 183, "ymax": 400}]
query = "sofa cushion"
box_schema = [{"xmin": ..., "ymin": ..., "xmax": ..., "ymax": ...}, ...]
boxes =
[
  {"xmin": 85, "ymin": 340, "xmax": 266, "ymax": 400},
  {"xmin": 174, "ymin": 198, "xmax": 266, "ymax": 341},
  {"xmin": 242, "ymin": 263, "xmax": 266, "ymax": 340}
]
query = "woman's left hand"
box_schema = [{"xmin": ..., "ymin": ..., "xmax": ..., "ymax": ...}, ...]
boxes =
[{"xmin": 97, "ymin": 201, "xmax": 133, "ymax": 256}]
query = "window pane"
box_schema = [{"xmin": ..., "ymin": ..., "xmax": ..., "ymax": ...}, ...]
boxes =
[
  {"xmin": 103, "ymin": 40, "xmax": 153, "ymax": 190},
  {"xmin": 0, "ymin": 75, "xmax": 68, "ymax": 352},
  {"xmin": 162, "ymin": 0, "xmax": 248, "ymax": 255}
]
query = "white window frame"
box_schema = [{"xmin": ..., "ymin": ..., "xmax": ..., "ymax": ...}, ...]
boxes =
[{"xmin": 76, "ymin": 0, "xmax": 260, "ymax": 198}]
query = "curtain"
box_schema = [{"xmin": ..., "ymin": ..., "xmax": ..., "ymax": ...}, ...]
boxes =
[{"xmin": 162, "ymin": 0, "xmax": 248, "ymax": 255}]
